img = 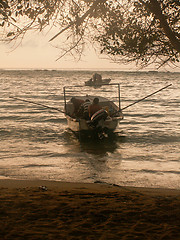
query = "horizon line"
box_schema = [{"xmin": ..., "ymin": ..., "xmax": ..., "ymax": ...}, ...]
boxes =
[{"xmin": 0, "ymin": 67, "xmax": 179, "ymax": 73}]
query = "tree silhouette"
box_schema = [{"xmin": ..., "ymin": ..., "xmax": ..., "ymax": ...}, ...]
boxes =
[{"xmin": 0, "ymin": 0, "xmax": 179, "ymax": 68}]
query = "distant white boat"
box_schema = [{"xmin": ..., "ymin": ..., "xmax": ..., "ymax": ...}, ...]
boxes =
[{"xmin": 85, "ymin": 78, "xmax": 111, "ymax": 87}]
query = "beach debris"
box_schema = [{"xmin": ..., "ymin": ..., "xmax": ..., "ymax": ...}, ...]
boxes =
[{"xmin": 39, "ymin": 186, "xmax": 48, "ymax": 191}]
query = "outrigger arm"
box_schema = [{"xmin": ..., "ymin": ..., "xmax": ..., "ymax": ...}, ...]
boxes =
[
  {"xmin": 112, "ymin": 84, "xmax": 172, "ymax": 116},
  {"xmin": 9, "ymin": 96, "xmax": 65, "ymax": 113}
]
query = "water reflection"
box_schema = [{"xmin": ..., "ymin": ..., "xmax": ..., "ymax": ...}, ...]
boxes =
[
  {"xmin": 80, "ymin": 139, "xmax": 117, "ymax": 156},
  {"xmin": 76, "ymin": 131, "xmax": 126, "ymax": 156}
]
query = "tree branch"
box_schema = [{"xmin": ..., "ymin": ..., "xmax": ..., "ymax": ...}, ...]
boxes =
[
  {"xmin": 49, "ymin": 0, "xmax": 106, "ymax": 42},
  {"xmin": 146, "ymin": 0, "xmax": 180, "ymax": 52}
]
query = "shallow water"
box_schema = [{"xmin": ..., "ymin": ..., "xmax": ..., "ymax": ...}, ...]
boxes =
[{"xmin": 0, "ymin": 70, "xmax": 179, "ymax": 189}]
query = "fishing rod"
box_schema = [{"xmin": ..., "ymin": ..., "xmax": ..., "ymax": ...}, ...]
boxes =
[
  {"xmin": 112, "ymin": 83, "xmax": 172, "ymax": 115},
  {"xmin": 9, "ymin": 96, "xmax": 65, "ymax": 113}
]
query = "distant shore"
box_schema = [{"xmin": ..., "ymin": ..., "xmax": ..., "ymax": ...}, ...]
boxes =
[
  {"xmin": 0, "ymin": 179, "xmax": 180, "ymax": 239},
  {"xmin": 0, "ymin": 68, "xmax": 180, "ymax": 73}
]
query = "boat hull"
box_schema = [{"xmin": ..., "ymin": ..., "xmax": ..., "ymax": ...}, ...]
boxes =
[
  {"xmin": 85, "ymin": 78, "xmax": 111, "ymax": 86},
  {"xmin": 66, "ymin": 114, "xmax": 123, "ymax": 137}
]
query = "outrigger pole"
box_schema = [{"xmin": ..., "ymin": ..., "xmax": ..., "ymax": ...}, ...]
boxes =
[
  {"xmin": 9, "ymin": 96, "xmax": 65, "ymax": 113},
  {"xmin": 121, "ymin": 84, "xmax": 172, "ymax": 111}
]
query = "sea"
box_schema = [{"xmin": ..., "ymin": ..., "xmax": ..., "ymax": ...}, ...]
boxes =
[{"xmin": 0, "ymin": 69, "xmax": 179, "ymax": 189}]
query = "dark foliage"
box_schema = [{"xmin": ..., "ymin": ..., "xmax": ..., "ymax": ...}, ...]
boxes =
[{"xmin": 0, "ymin": 0, "xmax": 179, "ymax": 68}]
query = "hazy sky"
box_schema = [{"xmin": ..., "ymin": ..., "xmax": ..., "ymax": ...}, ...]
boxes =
[
  {"xmin": 0, "ymin": 32, "xmax": 131, "ymax": 70},
  {"xmin": 0, "ymin": 42, "xmax": 126, "ymax": 70},
  {"xmin": 0, "ymin": 29, "xmax": 118, "ymax": 70},
  {"xmin": 0, "ymin": 31, "xmax": 179, "ymax": 71}
]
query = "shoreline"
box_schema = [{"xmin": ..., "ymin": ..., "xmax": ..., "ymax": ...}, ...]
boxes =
[
  {"xmin": 1, "ymin": 179, "xmax": 180, "ymax": 239},
  {"xmin": 1, "ymin": 178, "xmax": 180, "ymax": 196}
]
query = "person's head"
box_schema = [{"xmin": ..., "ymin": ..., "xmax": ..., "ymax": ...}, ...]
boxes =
[
  {"xmin": 71, "ymin": 97, "xmax": 76, "ymax": 103},
  {"xmin": 93, "ymin": 97, "xmax": 99, "ymax": 104},
  {"xmin": 85, "ymin": 99, "xmax": 90, "ymax": 102}
]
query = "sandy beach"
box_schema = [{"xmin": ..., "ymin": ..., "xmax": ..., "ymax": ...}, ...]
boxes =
[{"xmin": 0, "ymin": 180, "xmax": 180, "ymax": 240}]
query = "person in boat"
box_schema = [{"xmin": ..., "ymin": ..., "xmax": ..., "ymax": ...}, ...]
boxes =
[
  {"xmin": 92, "ymin": 73, "xmax": 102, "ymax": 84},
  {"xmin": 88, "ymin": 97, "xmax": 108, "ymax": 128},
  {"xmin": 78, "ymin": 99, "xmax": 91, "ymax": 120},
  {"xmin": 89, "ymin": 78, "xmax": 93, "ymax": 84},
  {"xmin": 70, "ymin": 97, "xmax": 84, "ymax": 117},
  {"xmin": 88, "ymin": 97, "xmax": 102, "ymax": 118}
]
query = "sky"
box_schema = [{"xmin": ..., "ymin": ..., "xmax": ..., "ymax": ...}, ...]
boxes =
[
  {"xmin": 0, "ymin": 31, "xmax": 132, "ymax": 71},
  {"xmin": 0, "ymin": 41, "xmax": 127, "ymax": 70},
  {"xmin": 0, "ymin": 31, "xmax": 179, "ymax": 71}
]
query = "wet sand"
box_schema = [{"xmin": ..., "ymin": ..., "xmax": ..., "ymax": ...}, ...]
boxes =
[{"xmin": 0, "ymin": 179, "xmax": 180, "ymax": 239}]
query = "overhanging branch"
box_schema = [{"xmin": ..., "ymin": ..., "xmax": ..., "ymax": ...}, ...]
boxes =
[
  {"xmin": 49, "ymin": 0, "xmax": 106, "ymax": 42},
  {"xmin": 141, "ymin": 0, "xmax": 180, "ymax": 52}
]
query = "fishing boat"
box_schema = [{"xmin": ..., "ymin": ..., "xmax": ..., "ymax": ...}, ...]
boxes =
[
  {"xmin": 85, "ymin": 78, "xmax": 111, "ymax": 87},
  {"xmin": 10, "ymin": 83, "xmax": 171, "ymax": 140},
  {"xmin": 63, "ymin": 83, "xmax": 123, "ymax": 139}
]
